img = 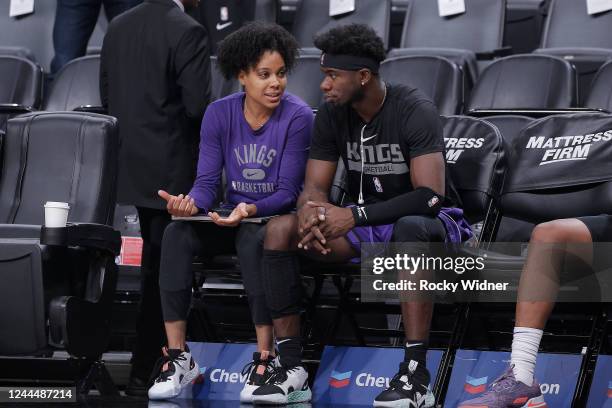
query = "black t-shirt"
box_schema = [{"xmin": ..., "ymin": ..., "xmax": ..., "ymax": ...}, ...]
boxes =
[
  {"xmin": 189, "ymin": 0, "xmax": 256, "ymax": 54},
  {"xmin": 310, "ymin": 83, "xmax": 456, "ymax": 205}
]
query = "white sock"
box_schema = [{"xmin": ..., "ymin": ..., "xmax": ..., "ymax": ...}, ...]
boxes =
[{"xmin": 510, "ymin": 327, "xmax": 543, "ymax": 386}]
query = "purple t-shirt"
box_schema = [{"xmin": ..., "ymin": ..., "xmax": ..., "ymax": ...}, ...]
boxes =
[{"xmin": 189, "ymin": 92, "xmax": 313, "ymax": 216}]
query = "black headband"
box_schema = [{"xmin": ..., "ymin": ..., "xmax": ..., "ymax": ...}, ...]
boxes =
[{"xmin": 320, "ymin": 53, "xmax": 380, "ymax": 74}]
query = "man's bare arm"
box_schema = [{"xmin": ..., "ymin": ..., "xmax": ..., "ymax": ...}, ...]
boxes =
[
  {"xmin": 410, "ymin": 152, "xmax": 445, "ymax": 195},
  {"xmin": 296, "ymin": 159, "xmax": 337, "ymax": 209}
]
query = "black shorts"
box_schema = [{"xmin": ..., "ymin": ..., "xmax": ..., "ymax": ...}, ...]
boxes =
[{"xmin": 577, "ymin": 214, "xmax": 612, "ymax": 242}]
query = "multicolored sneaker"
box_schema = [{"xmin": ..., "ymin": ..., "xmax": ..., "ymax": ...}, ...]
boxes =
[
  {"xmin": 373, "ymin": 360, "xmax": 435, "ymax": 407},
  {"xmin": 251, "ymin": 364, "xmax": 311, "ymax": 404},
  {"xmin": 240, "ymin": 351, "xmax": 279, "ymax": 403},
  {"xmin": 147, "ymin": 346, "xmax": 199, "ymax": 400},
  {"xmin": 459, "ymin": 366, "xmax": 547, "ymax": 408}
]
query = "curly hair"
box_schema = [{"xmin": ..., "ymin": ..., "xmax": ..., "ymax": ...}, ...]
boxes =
[
  {"xmin": 313, "ymin": 23, "xmax": 386, "ymax": 63},
  {"xmin": 216, "ymin": 22, "xmax": 299, "ymax": 80}
]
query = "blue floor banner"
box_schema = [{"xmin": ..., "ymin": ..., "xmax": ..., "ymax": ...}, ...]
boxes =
[
  {"xmin": 176, "ymin": 342, "xmax": 257, "ymax": 400},
  {"xmin": 445, "ymin": 350, "xmax": 582, "ymax": 407},
  {"xmin": 312, "ymin": 346, "xmax": 443, "ymax": 405},
  {"xmin": 587, "ymin": 355, "xmax": 612, "ymax": 408}
]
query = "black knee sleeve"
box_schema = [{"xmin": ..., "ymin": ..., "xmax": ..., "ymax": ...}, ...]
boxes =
[
  {"xmin": 236, "ymin": 224, "xmax": 272, "ymax": 325},
  {"xmin": 391, "ymin": 215, "xmax": 446, "ymax": 254},
  {"xmin": 262, "ymin": 250, "xmax": 302, "ymax": 319},
  {"xmin": 247, "ymin": 294, "xmax": 273, "ymax": 325}
]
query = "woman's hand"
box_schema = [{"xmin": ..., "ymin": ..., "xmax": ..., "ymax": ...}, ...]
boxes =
[
  {"xmin": 158, "ymin": 190, "xmax": 198, "ymax": 217},
  {"xmin": 208, "ymin": 202, "xmax": 254, "ymax": 227}
]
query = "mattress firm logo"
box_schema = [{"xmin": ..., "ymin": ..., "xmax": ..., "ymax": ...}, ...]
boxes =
[
  {"xmin": 444, "ymin": 137, "xmax": 485, "ymax": 164},
  {"xmin": 525, "ymin": 130, "xmax": 612, "ymax": 166}
]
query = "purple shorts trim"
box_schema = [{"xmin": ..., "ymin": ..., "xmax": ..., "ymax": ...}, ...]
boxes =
[{"xmin": 346, "ymin": 224, "xmax": 394, "ymax": 263}]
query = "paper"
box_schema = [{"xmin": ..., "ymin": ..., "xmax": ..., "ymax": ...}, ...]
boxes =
[
  {"xmin": 586, "ymin": 0, "xmax": 612, "ymax": 15},
  {"xmin": 172, "ymin": 215, "xmax": 277, "ymax": 224},
  {"xmin": 438, "ymin": 0, "xmax": 466, "ymax": 17},
  {"xmin": 329, "ymin": 0, "xmax": 355, "ymax": 17},
  {"xmin": 9, "ymin": 0, "xmax": 34, "ymax": 17},
  {"xmin": 118, "ymin": 236, "xmax": 143, "ymax": 266}
]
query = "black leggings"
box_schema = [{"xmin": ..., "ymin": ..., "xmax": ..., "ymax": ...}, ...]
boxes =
[
  {"xmin": 159, "ymin": 221, "xmax": 271, "ymax": 325},
  {"xmin": 391, "ymin": 215, "xmax": 447, "ymax": 245}
]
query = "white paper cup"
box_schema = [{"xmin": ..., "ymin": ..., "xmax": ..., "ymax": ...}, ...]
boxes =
[{"xmin": 44, "ymin": 201, "xmax": 70, "ymax": 228}]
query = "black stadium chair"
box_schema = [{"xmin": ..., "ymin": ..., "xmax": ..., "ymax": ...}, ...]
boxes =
[
  {"xmin": 0, "ymin": 0, "xmax": 106, "ymax": 72},
  {"xmin": 467, "ymin": 54, "xmax": 576, "ymax": 114},
  {"xmin": 585, "ymin": 60, "xmax": 612, "ymax": 113},
  {"xmin": 0, "ymin": 55, "xmax": 43, "ymax": 129},
  {"xmin": 380, "ymin": 55, "xmax": 464, "ymax": 115},
  {"xmin": 0, "ymin": 45, "xmax": 37, "ymax": 62},
  {"xmin": 286, "ymin": 54, "xmax": 325, "ymax": 109},
  {"xmin": 478, "ymin": 115, "xmax": 535, "ymax": 242},
  {"xmin": 459, "ymin": 113, "xmax": 612, "ymax": 405},
  {"xmin": 442, "ymin": 116, "xmax": 507, "ymax": 233},
  {"xmin": 470, "ymin": 114, "xmax": 612, "ymax": 282},
  {"xmin": 534, "ymin": 0, "xmax": 612, "ymax": 104},
  {"xmin": 290, "ymin": 0, "xmax": 392, "ymax": 49},
  {"xmin": 389, "ymin": 0, "xmax": 507, "ymax": 85},
  {"xmin": 254, "ymin": 0, "xmax": 278, "ymax": 22},
  {"xmin": 0, "ymin": 112, "xmax": 121, "ymax": 394},
  {"xmin": 210, "ymin": 55, "xmax": 241, "ymax": 101},
  {"xmin": 43, "ymin": 55, "xmax": 103, "ymax": 112},
  {"xmin": 499, "ymin": 113, "xmax": 612, "ymax": 224},
  {"xmin": 484, "ymin": 115, "xmax": 534, "ymax": 145},
  {"xmin": 504, "ymin": 0, "xmax": 550, "ymax": 54},
  {"xmin": 0, "ymin": 0, "xmax": 57, "ymax": 72}
]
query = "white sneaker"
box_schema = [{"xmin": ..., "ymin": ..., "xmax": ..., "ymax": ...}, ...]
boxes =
[
  {"xmin": 240, "ymin": 351, "xmax": 279, "ymax": 403},
  {"xmin": 148, "ymin": 346, "xmax": 200, "ymax": 400},
  {"xmin": 251, "ymin": 365, "xmax": 311, "ymax": 405}
]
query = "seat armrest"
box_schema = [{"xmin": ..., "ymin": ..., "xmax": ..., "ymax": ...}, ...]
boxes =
[
  {"xmin": 475, "ymin": 46, "xmax": 513, "ymax": 60},
  {"xmin": 73, "ymin": 105, "xmax": 107, "ymax": 114},
  {"xmin": 41, "ymin": 223, "xmax": 121, "ymax": 256},
  {"xmin": 0, "ymin": 103, "xmax": 34, "ymax": 114}
]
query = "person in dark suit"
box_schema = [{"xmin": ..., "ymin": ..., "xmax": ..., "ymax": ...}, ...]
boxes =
[
  {"xmin": 51, "ymin": 0, "xmax": 143, "ymax": 75},
  {"xmin": 99, "ymin": 0, "xmax": 211, "ymax": 395}
]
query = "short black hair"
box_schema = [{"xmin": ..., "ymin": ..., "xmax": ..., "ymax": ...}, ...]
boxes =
[
  {"xmin": 216, "ymin": 22, "xmax": 299, "ymax": 80},
  {"xmin": 314, "ymin": 24, "xmax": 386, "ymax": 63}
]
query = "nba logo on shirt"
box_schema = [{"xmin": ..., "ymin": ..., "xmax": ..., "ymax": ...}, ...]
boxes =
[
  {"xmin": 220, "ymin": 6, "xmax": 229, "ymax": 21},
  {"xmin": 373, "ymin": 177, "xmax": 383, "ymax": 193}
]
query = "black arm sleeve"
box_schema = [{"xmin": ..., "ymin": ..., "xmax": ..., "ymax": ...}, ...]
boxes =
[{"xmin": 351, "ymin": 187, "xmax": 443, "ymax": 226}]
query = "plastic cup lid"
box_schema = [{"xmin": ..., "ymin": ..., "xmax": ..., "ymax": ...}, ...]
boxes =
[{"xmin": 44, "ymin": 201, "xmax": 70, "ymax": 209}]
